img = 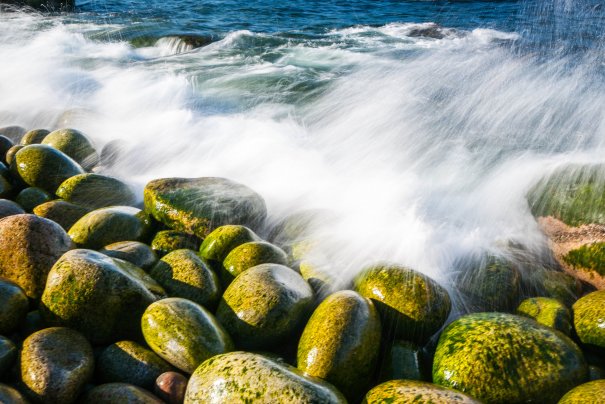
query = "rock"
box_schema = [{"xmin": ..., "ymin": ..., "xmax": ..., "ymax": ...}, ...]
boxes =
[
  {"xmin": 150, "ymin": 249, "xmax": 221, "ymax": 309},
  {"xmin": 363, "ymin": 380, "xmax": 480, "ymax": 404},
  {"xmin": 199, "ymin": 224, "xmax": 260, "ymax": 263},
  {"xmin": 589, "ymin": 365, "xmax": 605, "ymax": 380},
  {"xmin": 20, "ymin": 310, "xmax": 45, "ymax": 340},
  {"xmin": 99, "ymin": 140, "xmax": 124, "ymax": 168},
  {"xmin": 0, "ymin": 135, "xmax": 13, "ymax": 165},
  {"xmin": 184, "ymin": 351, "xmax": 346, "ymax": 403},
  {"xmin": 517, "ymin": 297, "xmax": 572, "ymax": 335},
  {"xmin": 0, "ymin": 177, "xmax": 12, "ymax": 200},
  {"xmin": 222, "ymin": 241, "xmax": 288, "ymax": 286},
  {"xmin": 0, "ymin": 199, "xmax": 23, "ymax": 219},
  {"xmin": 0, "ymin": 336, "xmax": 17, "ymax": 379},
  {"xmin": 56, "ymin": 174, "xmax": 136, "ymax": 209},
  {"xmin": 151, "ymin": 230, "xmax": 201, "ymax": 258},
  {"xmin": 5, "ymin": 145, "xmax": 23, "ymax": 167},
  {"xmin": 11, "ymin": 145, "xmax": 85, "ymax": 193},
  {"xmin": 144, "ymin": 177, "xmax": 266, "ymax": 238},
  {"xmin": 353, "ymin": 263, "xmax": 451, "ymax": 342},
  {"xmin": 297, "ymin": 290, "xmax": 381, "ymax": 401},
  {"xmin": 83, "ymin": 383, "xmax": 164, "ymax": 403},
  {"xmin": 68, "ymin": 206, "xmax": 153, "ymax": 249},
  {"xmin": 21, "ymin": 327, "xmax": 94, "ymax": 403},
  {"xmin": 0, "ymin": 384, "xmax": 28, "ymax": 404},
  {"xmin": 558, "ymin": 379, "xmax": 605, "ymax": 403},
  {"xmin": 0, "ymin": 126, "xmax": 25, "ymax": 143},
  {"xmin": 41, "ymin": 128, "xmax": 98, "ymax": 170},
  {"xmin": 99, "ymin": 241, "xmax": 158, "ymax": 270},
  {"xmin": 433, "ymin": 312, "xmax": 588, "ymax": 403},
  {"xmin": 0, "ymin": 214, "xmax": 73, "ymax": 299},
  {"xmin": 97, "ymin": 340, "xmax": 173, "ymax": 389},
  {"xmin": 528, "ymin": 269, "xmax": 582, "ymax": 307},
  {"xmin": 15, "ymin": 187, "xmax": 52, "ymax": 212},
  {"xmin": 0, "ymin": 279, "xmax": 29, "ymax": 335},
  {"xmin": 377, "ymin": 340, "xmax": 426, "ymax": 382},
  {"xmin": 216, "ymin": 263, "xmax": 314, "ymax": 349},
  {"xmin": 20, "ymin": 129, "xmax": 49, "ymax": 146},
  {"xmin": 40, "ymin": 249, "xmax": 159, "ymax": 344},
  {"xmin": 573, "ymin": 290, "xmax": 605, "ymax": 349},
  {"xmin": 154, "ymin": 371, "xmax": 188, "ymax": 404},
  {"xmin": 141, "ymin": 297, "xmax": 233, "ymax": 374},
  {"xmin": 299, "ymin": 260, "xmax": 336, "ymax": 296},
  {"xmin": 560, "ymin": 241, "xmax": 605, "ymax": 290},
  {"xmin": 33, "ymin": 200, "xmax": 91, "ymax": 231},
  {"xmin": 111, "ymin": 257, "xmax": 166, "ymax": 298}
]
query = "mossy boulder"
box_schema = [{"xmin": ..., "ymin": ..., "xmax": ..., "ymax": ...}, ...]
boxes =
[
  {"xmin": 15, "ymin": 187, "xmax": 52, "ymax": 212},
  {"xmin": 150, "ymin": 249, "xmax": 221, "ymax": 309},
  {"xmin": 144, "ymin": 177, "xmax": 267, "ymax": 238},
  {"xmin": 199, "ymin": 224, "xmax": 260, "ymax": 263},
  {"xmin": 99, "ymin": 241, "xmax": 158, "ymax": 270},
  {"xmin": 216, "ymin": 263, "xmax": 314, "ymax": 349},
  {"xmin": 11, "ymin": 144, "xmax": 85, "ymax": 193},
  {"xmin": 184, "ymin": 351, "xmax": 346, "ymax": 403},
  {"xmin": 222, "ymin": 241, "xmax": 288, "ymax": 285},
  {"xmin": 68, "ymin": 206, "xmax": 153, "ymax": 249},
  {"xmin": 353, "ymin": 263, "xmax": 451, "ymax": 342},
  {"xmin": 83, "ymin": 383, "xmax": 164, "ymax": 403},
  {"xmin": 0, "ymin": 199, "xmax": 24, "ymax": 219},
  {"xmin": 561, "ymin": 242, "xmax": 605, "ymax": 290},
  {"xmin": 5, "ymin": 145, "xmax": 23, "ymax": 167},
  {"xmin": 0, "ymin": 384, "xmax": 28, "ymax": 404},
  {"xmin": 363, "ymin": 380, "xmax": 481, "ymax": 404},
  {"xmin": 20, "ymin": 129, "xmax": 49, "ymax": 146},
  {"xmin": 529, "ymin": 269, "xmax": 582, "ymax": 308},
  {"xmin": 433, "ymin": 312, "xmax": 588, "ymax": 403},
  {"xmin": 517, "ymin": 297, "xmax": 572, "ymax": 335},
  {"xmin": 572, "ymin": 290, "xmax": 605, "ymax": 349},
  {"xmin": 377, "ymin": 340, "xmax": 426, "ymax": 383},
  {"xmin": 40, "ymin": 249, "xmax": 159, "ymax": 344},
  {"xmin": 97, "ymin": 340, "xmax": 173, "ymax": 389},
  {"xmin": 56, "ymin": 173, "xmax": 136, "ymax": 209},
  {"xmin": 558, "ymin": 380, "xmax": 605, "ymax": 403},
  {"xmin": 151, "ymin": 230, "xmax": 201, "ymax": 257},
  {"xmin": 297, "ymin": 290, "xmax": 381, "ymax": 401},
  {"xmin": 299, "ymin": 260, "xmax": 335, "ymax": 296},
  {"xmin": 21, "ymin": 327, "xmax": 94, "ymax": 403},
  {"xmin": 141, "ymin": 297, "xmax": 233, "ymax": 374},
  {"xmin": 0, "ymin": 214, "xmax": 74, "ymax": 299},
  {"xmin": 33, "ymin": 200, "xmax": 91, "ymax": 231},
  {"xmin": 0, "ymin": 336, "xmax": 17, "ymax": 379},
  {"xmin": 42, "ymin": 128, "xmax": 99, "ymax": 169},
  {"xmin": 0, "ymin": 279, "xmax": 29, "ymax": 335}
]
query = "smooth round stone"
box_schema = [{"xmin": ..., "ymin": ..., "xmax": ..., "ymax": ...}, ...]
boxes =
[
  {"xmin": 0, "ymin": 336, "xmax": 17, "ymax": 378},
  {"xmin": 56, "ymin": 173, "xmax": 136, "ymax": 209},
  {"xmin": 99, "ymin": 241, "xmax": 158, "ymax": 270},
  {"xmin": 184, "ymin": 351, "xmax": 346, "ymax": 403},
  {"xmin": 363, "ymin": 380, "xmax": 481, "ymax": 404},
  {"xmin": 531, "ymin": 270, "xmax": 581, "ymax": 308},
  {"xmin": 216, "ymin": 263, "xmax": 314, "ymax": 350},
  {"xmin": 353, "ymin": 263, "xmax": 451, "ymax": 342},
  {"xmin": 155, "ymin": 371, "xmax": 188, "ymax": 404},
  {"xmin": 0, "ymin": 384, "xmax": 28, "ymax": 404},
  {"xmin": 377, "ymin": 340, "xmax": 425, "ymax": 382},
  {"xmin": 0, "ymin": 135, "xmax": 14, "ymax": 164},
  {"xmin": 0, "ymin": 214, "xmax": 74, "ymax": 299},
  {"xmin": 0, "ymin": 199, "xmax": 24, "ymax": 219},
  {"xmin": 5, "ymin": 145, "xmax": 23, "ymax": 167},
  {"xmin": 517, "ymin": 297, "xmax": 572, "ymax": 335},
  {"xmin": 573, "ymin": 290, "xmax": 605, "ymax": 349},
  {"xmin": 299, "ymin": 260, "xmax": 335, "ymax": 296},
  {"xmin": 15, "ymin": 187, "xmax": 52, "ymax": 212},
  {"xmin": 151, "ymin": 230, "xmax": 201, "ymax": 257},
  {"xmin": 433, "ymin": 312, "xmax": 588, "ymax": 403},
  {"xmin": 20, "ymin": 129, "xmax": 50, "ymax": 145},
  {"xmin": 0, "ymin": 279, "xmax": 29, "ymax": 335},
  {"xmin": 558, "ymin": 380, "xmax": 605, "ymax": 403},
  {"xmin": 222, "ymin": 241, "xmax": 288, "ymax": 284},
  {"xmin": 42, "ymin": 128, "xmax": 99, "ymax": 169},
  {"xmin": 112, "ymin": 257, "xmax": 166, "ymax": 298},
  {"xmin": 11, "ymin": 144, "xmax": 85, "ymax": 193},
  {"xmin": 297, "ymin": 290, "xmax": 381, "ymax": 401},
  {"xmin": 40, "ymin": 249, "xmax": 159, "ymax": 344},
  {"xmin": 68, "ymin": 206, "xmax": 153, "ymax": 249},
  {"xmin": 33, "ymin": 200, "xmax": 91, "ymax": 231},
  {"xmin": 98, "ymin": 340, "xmax": 173, "ymax": 389},
  {"xmin": 150, "ymin": 249, "xmax": 221, "ymax": 309},
  {"xmin": 0, "ymin": 175, "xmax": 12, "ymax": 199},
  {"xmin": 141, "ymin": 297, "xmax": 233, "ymax": 374},
  {"xmin": 83, "ymin": 383, "xmax": 164, "ymax": 403},
  {"xmin": 21, "ymin": 327, "xmax": 94, "ymax": 403},
  {"xmin": 199, "ymin": 224, "xmax": 260, "ymax": 263}
]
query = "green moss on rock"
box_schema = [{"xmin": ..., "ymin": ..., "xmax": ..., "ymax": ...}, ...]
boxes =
[
  {"xmin": 151, "ymin": 230, "xmax": 201, "ymax": 257},
  {"xmin": 558, "ymin": 379, "xmax": 605, "ymax": 403},
  {"xmin": 222, "ymin": 241, "xmax": 288, "ymax": 286},
  {"xmin": 572, "ymin": 290, "xmax": 605, "ymax": 349},
  {"xmin": 33, "ymin": 199, "xmax": 91, "ymax": 231},
  {"xmin": 364, "ymin": 380, "xmax": 481, "ymax": 404},
  {"xmin": 20, "ymin": 129, "xmax": 49, "ymax": 146},
  {"xmin": 99, "ymin": 241, "xmax": 158, "ymax": 270},
  {"xmin": 5, "ymin": 145, "xmax": 23, "ymax": 167},
  {"xmin": 42, "ymin": 128, "xmax": 99, "ymax": 170},
  {"xmin": 517, "ymin": 297, "xmax": 572, "ymax": 335},
  {"xmin": 199, "ymin": 224, "xmax": 260, "ymax": 263},
  {"xmin": 56, "ymin": 173, "xmax": 136, "ymax": 209},
  {"xmin": 563, "ymin": 242, "xmax": 605, "ymax": 278}
]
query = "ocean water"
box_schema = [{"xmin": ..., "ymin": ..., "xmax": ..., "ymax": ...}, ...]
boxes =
[{"xmin": 1, "ymin": 0, "xmax": 604, "ymax": 286}]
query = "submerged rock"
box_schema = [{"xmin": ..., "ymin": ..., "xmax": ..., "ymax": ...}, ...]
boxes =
[
  {"xmin": 99, "ymin": 241, "xmax": 158, "ymax": 270},
  {"xmin": 33, "ymin": 200, "xmax": 91, "ymax": 231},
  {"xmin": 0, "ymin": 279, "xmax": 29, "ymax": 335},
  {"xmin": 42, "ymin": 128, "xmax": 98, "ymax": 169},
  {"xmin": 517, "ymin": 297, "xmax": 572, "ymax": 335},
  {"xmin": 572, "ymin": 290, "xmax": 605, "ymax": 349},
  {"xmin": 363, "ymin": 380, "xmax": 480, "ymax": 404},
  {"xmin": 56, "ymin": 173, "xmax": 136, "ymax": 209}
]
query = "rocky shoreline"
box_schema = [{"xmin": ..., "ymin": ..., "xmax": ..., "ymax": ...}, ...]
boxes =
[{"xmin": 0, "ymin": 126, "xmax": 604, "ymax": 403}]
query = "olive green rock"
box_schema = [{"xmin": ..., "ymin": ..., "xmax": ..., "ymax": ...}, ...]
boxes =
[
  {"xmin": 0, "ymin": 175, "xmax": 13, "ymax": 199},
  {"xmin": 297, "ymin": 290, "xmax": 381, "ymax": 401},
  {"xmin": 99, "ymin": 241, "xmax": 158, "ymax": 270},
  {"xmin": 517, "ymin": 297, "xmax": 572, "ymax": 335},
  {"xmin": 0, "ymin": 279, "xmax": 29, "ymax": 335},
  {"xmin": 20, "ymin": 129, "xmax": 49, "ymax": 146},
  {"xmin": 562, "ymin": 242, "xmax": 605, "ymax": 290},
  {"xmin": 433, "ymin": 312, "xmax": 588, "ymax": 403},
  {"xmin": 42, "ymin": 128, "xmax": 99, "ymax": 170},
  {"xmin": 558, "ymin": 379, "xmax": 605, "ymax": 403},
  {"xmin": 222, "ymin": 241, "xmax": 288, "ymax": 285},
  {"xmin": 0, "ymin": 384, "xmax": 28, "ymax": 404},
  {"xmin": 68, "ymin": 206, "xmax": 153, "ymax": 249},
  {"xmin": 143, "ymin": 177, "xmax": 267, "ymax": 238},
  {"xmin": 33, "ymin": 200, "xmax": 91, "ymax": 231},
  {"xmin": 21, "ymin": 327, "xmax": 94, "ymax": 403},
  {"xmin": 572, "ymin": 290, "xmax": 605, "ymax": 349},
  {"xmin": 150, "ymin": 249, "xmax": 221, "ymax": 309},
  {"xmin": 363, "ymin": 380, "xmax": 481, "ymax": 404},
  {"xmin": 353, "ymin": 263, "xmax": 451, "ymax": 342},
  {"xmin": 11, "ymin": 144, "xmax": 85, "ymax": 193},
  {"xmin": 112, "ymin": 257, "xmax": 166, "ymax": 298},
  {"xmin": 97, "ymin": 340, "xmax": 173, "ymax": 389},
  {"xmin": 151, "ymin": 230, "xmax": 201, "ymax": 257},
  {"xmin": 216, "ymin": 263, "xmax": 314, "ymax": 350},
  {"xmin": 56, "ymin": 173, "xmax": 136, "ymax": 209},
  {"xmin": 184, "ymin": 351, "xmax": 347, "ymax": 403},
  {"xmin": 5, "ymin": 145, "xmax": 23, "ymax": 167},
  {"xmin": 0, "ymin": 336, "xmax": 17, "ymax": 379},
  {"xmin": 299, "ymin": 260, "xmax": 335, "ymax": 296},
  {"xmin": 0, "ymin": 214, "xmax": 74, "ymax": 299},
  {"xmin": 530, "ymin": 269, "xmax": 582, "ymax": 308},
  {"xmin": 40, "ymin": 249, "xmax": 159, "ymax": 344},
  {"xmin": 141, "ymin": 297, "xmax": 233, "ymax": 374},
  {"xmin": 199, "ymin": 224, "xmax": 260, "ymax": 263},
  {"xmin": 83, "ymin": 383, "xmax": 164, "ymax": 403},
  {"xmin": 0, "ymin": 199, "xmax": 24, "ymax": 219},
  {"xmin": 15, "ymin": 187, "xmax": 52, "ymax": 212},
  {"xmin": 377, "ymin": 340, "xmax": 426, "ymax": 383}
]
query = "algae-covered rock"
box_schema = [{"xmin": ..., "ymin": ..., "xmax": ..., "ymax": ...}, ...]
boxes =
[
  {"xmin": 15, "ymin": 187, "xmax": 52, "ymax": 212},
  {"xmin": 20, "ymin": 129, "xmax": 49, "ymax": 146},
  {"xmin": 297, "ymin": 290, "xmax": 381, "ymax": 401},
  {"xmin": 155, "ymin": 372, "xmax": 188, "ymax": 404},
  {"xmin": 83, "ymin": 383, "xmax": 164, "ymax": 403},
  {"xmin": 11, "ymin": 144, "xmax": 85, "ymax": 193},
  {"xmin": 42, "ymin": 128, "xmax": 99, "ymax": 169},
  {"xmin": 144, "ymin": 177, "xmax": 267, "ymax": 238},
  {"xmin": 216, "ymin": 263, "xmax": 314, "ymax": 349},
  {"xmin": 0, "ymin": 199, "xmax": 24, "ymax": 219},
  {"xmin": 529, "ymin": 269, "xmax": 582, "ymax": 307},
  {"xmin": 33, "ymin": 200, "xmax": 91, "ymax": 231},
  {"xmin": 0, "ymin": 279, "xmax": 29, "ymax": 335},
  {"xmin": 572, "ymin": 290, "xmax": 605, "ymax": 349},
  {"xmin": 377, "ymin": 340, "xmax": 426, "ymax": 382},
  {"xmin": 151, "ymin": 230, "xmax": 201, "ymax": 257},
  {"xmin": 40, "ymin": 249, "xmax": 159, "ymax": 344},
  {"xmin": 561, "ymin": 242, "xmax": 605, "ymax": 290},
  {"xmin": 99, "ymin": 241, "xmax": 158, "ymax": 270},
  {"xmin": 21, "ymin": 327, "xmax": 94, "ymax": 403},
  {"xmin": 184, "ymin": 351, "xmax": 346, "ymax": 403},
  {"xmin": 0, "ymin": 384, "xmax": 28, "ymax": 404},
  {"xmin": 299, "ymin": 260, "xmax": 336, "ymax": 296},
  {"xmin": 112, "ymin": 257, "xmax": 166, "ymax": 299},
  {"xmin": 517, "ymin": 297, "xmax": 572, "ymax": 335},
  {"xmin": 142, "ymin": 297, "xmax": 233, "ymax": 374},
  {"xmin": 0, "ymin": 336, "xmax": 17, "ymax": 378},
  {"xmin": 68, "ymin": 206, "xmax": 153, "ymax": 249},
  {"xmin": 222, "ymin": 241, "xmax": 288, "ymax": 285},
  {"xmin": 150, "ymin": 249, "xmax": 221, "ymax": 309},
  {"xmin": 558, "ymin": 379, "xmax": 605, "ymax": 403},
  {"xmin": 363, "ymin": 380, "xmax": 481, "ymax": 404},
  {"xmin": 0, "ymin": 214, "xmax": 74, "ymax": 299},
  {"xmin": 5, "ymin": 145, "xmax": 23, "ymax": 167},
  {"xmin": 56, "ymin": 173, "xmax": 136, "ymax": 209},
  {"xmin": 199, "ymin": 224, "xmax": 260, "ymax": 263},
  {"xmin": 433, "ymin": 312, "xmax": 588, "ymax": 403},
  {"xmin": 353, "ymin": 263, "xmax": 451, "ymax": 342}
]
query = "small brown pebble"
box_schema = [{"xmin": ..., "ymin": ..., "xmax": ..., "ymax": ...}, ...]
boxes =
[{"xmin": 154, "ymin": 372, "xmax": 187, "ymax": 404}]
